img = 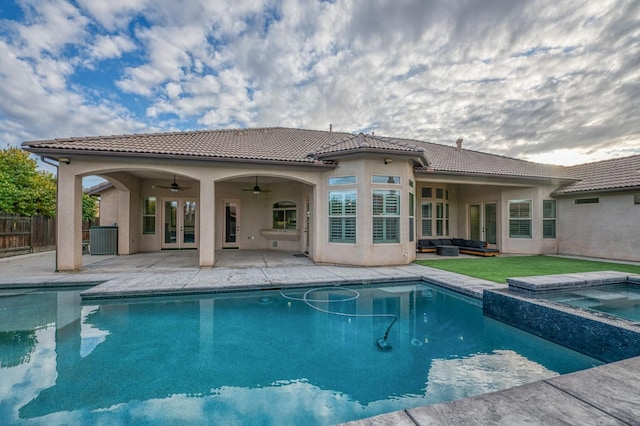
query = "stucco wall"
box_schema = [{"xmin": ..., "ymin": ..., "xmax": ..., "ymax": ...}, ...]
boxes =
[
  {"xmin": 214, "ymin": 180, "xmax": 311, "ymax": 252},
  {"xmin": 500, "ymin": 185, "xmax": 559, "ymax": 255},
  {"xmin": 313, "ymin": 156, "xmax": 417, "ymax": 266},
  {"xmin": 558, "ymin": 192, "xmax": 640, "ymax": 262},
  {"xmin": 98, "ymin": 187, "xmax": 119, "ymax": 226}
]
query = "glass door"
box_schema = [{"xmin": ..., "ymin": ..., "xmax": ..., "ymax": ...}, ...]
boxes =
[
  {"xmin": 469, "ymin": 202, "xmax": 497, "ymax": 245},
  {"xmin": 469, "ymin": 204, "xmax": 481, "ymax": 241},
  {"xmin": 162, "ymin": 198, "xmax": 198, "ymax": 249},
  {"xmin": 223, "ymin": 200, "xmax": 239, "ymax": 248},
  {"xmin": 484, "ymin": 203, "xmax": 497, "ymax": 245}
]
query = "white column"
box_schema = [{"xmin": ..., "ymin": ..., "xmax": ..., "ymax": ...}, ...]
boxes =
[
  {"xmin": 199, "ymin": 179, "xmax": 215, "ymax": 267},
  {"xmin": 57, "ymin": 166, "xmax": 82, "ymax": 271}
]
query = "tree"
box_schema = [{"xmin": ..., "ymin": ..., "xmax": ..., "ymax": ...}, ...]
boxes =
[
  {"xmin": 0, "ymin": 146, "xmax": 54, "ymax": 216},
  {"xmin": 0, "ymin": 146, "xmax": 98, "ymax": 220},
  {"xmin": 82, "ymin": 193, "xmax": 98, "ymax": 223}
]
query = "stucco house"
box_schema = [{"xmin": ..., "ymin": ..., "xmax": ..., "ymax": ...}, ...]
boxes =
[{"xmin": 21, "ymin": 127, "xmax": 640, "ymax": 271}]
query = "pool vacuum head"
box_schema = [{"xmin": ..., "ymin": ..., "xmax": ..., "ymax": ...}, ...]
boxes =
[{"xmin": 376, "ymin": 337, "xmax": 392, "ymax": 351}]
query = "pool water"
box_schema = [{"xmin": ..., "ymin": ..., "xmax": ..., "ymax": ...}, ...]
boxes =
[
  {"xmin": 543, "ymin": 283, "xmax": 640, "ymax": 322},
  {"xmin": 0, "ymin": 283, "xmax": 601, "ymax": 425}
]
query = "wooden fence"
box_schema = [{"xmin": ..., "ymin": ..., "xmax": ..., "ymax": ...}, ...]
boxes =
[{"xmin": 0, "ymin": 213, "xmax": 56, "ymax": 257}]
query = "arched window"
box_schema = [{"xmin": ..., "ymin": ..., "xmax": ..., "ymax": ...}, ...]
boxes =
[{"xmin": 273, "ymin": 201, "xmax": 297, "ymax": 230}]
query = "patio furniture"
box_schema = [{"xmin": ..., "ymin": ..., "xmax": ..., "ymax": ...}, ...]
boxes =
[
  {"xmin": 436, "ymin": 245, "xmax": 459, "ymax": 256},
  {"xmin": 416, "ymin": 238, "xmax": 500, "ymax": 257}
]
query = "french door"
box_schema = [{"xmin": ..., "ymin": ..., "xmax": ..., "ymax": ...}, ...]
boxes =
[
  {"xmin": 469, "ymin": 202, "xmax": 497, "ymax": 245},
  {"xmin": 162, "ymin": 198, "xmax": 198, "ymax": 249},
  {"xmin": 223, "ymin": 200, "xmax": 240, "ymax": 248}
]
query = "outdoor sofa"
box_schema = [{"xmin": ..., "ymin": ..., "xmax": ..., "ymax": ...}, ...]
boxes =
[{"xmin": 416, "ymin": 238, "xmax": 500, "ymax": 257}]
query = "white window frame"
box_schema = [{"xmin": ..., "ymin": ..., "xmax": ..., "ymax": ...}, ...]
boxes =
[
  {"xmin": 328, "ymin": 190, "xmax": 356, "ymax": 243},
  {"xmin": 372, "ymin": 189, "xmax": 400, "ymax": 243},
  {"xmin": 543, "ymin": 199, "xmax": 556, "ymax": 239},
  {"xmin": 509, "ymin": 200, "xmax": 532, "ymax": 238}
]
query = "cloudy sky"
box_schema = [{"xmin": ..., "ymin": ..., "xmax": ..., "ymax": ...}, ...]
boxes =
[{"xmin": 1, "ymin": 0, "xmax": 638, "ymax": 167}]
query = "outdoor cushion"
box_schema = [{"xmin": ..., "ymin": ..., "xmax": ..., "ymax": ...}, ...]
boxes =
[
  {"xmin": 462, "ymin": 240, "xmax": 473, "ymax": 247},
  {"xmin": 440, "ymin": 239, "xmax": 453, "ymax": 245},
  {"xmin": 452, "ymin": 238, "xmax": 464, "ymax": 246},
  {"xmin": 432, "ymin": 239, "xmax": 443, "ymax": 246},
  {"xmin": 471, "ymin": 240, "xmax": 485, "ymax": 248}
]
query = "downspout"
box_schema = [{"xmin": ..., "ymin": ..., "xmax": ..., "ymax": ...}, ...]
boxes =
[{"xmin": 40, "ymin": 156, "xmax": 61, "ymax": 272}]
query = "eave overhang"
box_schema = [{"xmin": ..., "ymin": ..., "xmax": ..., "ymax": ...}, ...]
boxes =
[
  {"xmin": 414, "ymin": 167, "xmax": 578, "ymax": 186},
  {"xmin": 23, "ymin": 146, "xmax": 338, "ymax": 169}
]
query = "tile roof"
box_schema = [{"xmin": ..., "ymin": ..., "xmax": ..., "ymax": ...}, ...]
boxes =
[
  {"xmin": 553, "ymin": 154, "xmax": 640, "ymax": 195},
  {"xmin": 410, "ymin": 140, "xmax": 573, "ymax": 180},
  {"xmin": 23, "ymin": 127, "xmax": 355, "ymax": 165},
  {"xmin": 314, "ymin": 133, "xmax": 427, "ymax": 157},
  {"xmin": 23, "ymin": 126, "xmax": 576, "ymax": 181}
]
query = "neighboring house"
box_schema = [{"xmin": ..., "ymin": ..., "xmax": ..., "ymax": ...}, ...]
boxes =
[
  {"xmin": 85, "ymin": 181, "xmax": 118, "ymax": 226},
  {"xmin": 21, "ymin": 127, "xmax": 640, "ymax": 271},
  {"xmin": 552, "ymin": 155, "xmax": 640, "ymax": 262}
]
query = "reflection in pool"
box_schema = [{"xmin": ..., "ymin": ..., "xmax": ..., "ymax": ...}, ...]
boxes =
[{"xmin": 0, "ymin": 283, "xmax": 601, "ymax": 425}]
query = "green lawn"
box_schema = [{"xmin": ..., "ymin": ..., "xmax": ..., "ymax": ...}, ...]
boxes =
[{"xmin": 414, "ymin": 255, "xmax": 640, "ymax": 284}]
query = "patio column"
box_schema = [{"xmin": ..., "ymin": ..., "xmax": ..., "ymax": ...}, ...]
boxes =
[
  {"xmin": 57, "ymin": 167, "xmax": 82, "ymax": 271},
  {"xmin": 199, "ymin": 179, "xmax": 215, "ymax": 267},
  {"xmin": 117, "ymin": 188, "xmax": 132, "ymax": 254}
]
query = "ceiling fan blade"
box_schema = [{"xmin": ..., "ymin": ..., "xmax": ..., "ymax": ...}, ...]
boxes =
[
  {"xmin": 153, "ymin": 175, "xmax": 192, "ymax": 191},
  {"xmin": 241, "ymin": 176, "xmax": 270, "ymax": 193}
]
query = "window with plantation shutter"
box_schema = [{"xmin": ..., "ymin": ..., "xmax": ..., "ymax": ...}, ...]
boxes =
[
  {"xmin": 328, "ymin": 190, "xmax": 356, "ymax": 243},
  {"xmin": 372, "ymin": 190, "xmax": 400, "ymax": 243},
  {"xmin": 421, "ymin": 202, "xmax": 432, "ymax": 236},
  {"xmin": 543, "ymin": 200, "xmax": 556, "ymax": 238},
  {"xmin": 509, "ymin": 200, "xmax": 532, "ymax": 238},
  {"xmin": 409, "ymin": 192, "xmax": 415, "ymax": 242},
  {"xmin": 436, "ymin": 202, "xmax": 444, "ymax": 236}
]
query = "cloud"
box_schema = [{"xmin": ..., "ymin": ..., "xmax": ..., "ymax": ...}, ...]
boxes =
[
  {"xmin": 76, "ymin": 0, "xmax": 148, "ymax": 31},
  {"xmin": 0, "ymin": 0, "xmax": 637, "ymax": 165},
  {"xmin": 88, "ymin": 34, "xmax": 137, "ymax": 61},
  {"xmin": 0, "ymin": 2, "xmax": 148, "ymax": 143}
]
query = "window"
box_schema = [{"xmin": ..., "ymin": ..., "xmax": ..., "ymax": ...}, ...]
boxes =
[
  {"xmin": 509, "ymin": 200, "xmax": 532, "ymax": 238},
  {"xmin": 420, "ymin": 186, "xmax": 450, "ymax": 236},
  {"xmin": 543, "ymin": 200, "xmax": 556, "ymax": 238},
  {"xmin": 635, "ymin": 194, "xmax": 640, "ymax": 205},
  {"xmin": 575, "ymin": 198, "xmax": 599, "ymax": 204},
  {"xmin": 328, "ymin": 176, "xmax": 356, "ymax": 185},
  {"xmin": 372, "ymin": 189, "xmax": 400, "ymax": 243},
  {"xmin": 329, "ymin": 190, "xmax": 356, "ymax": 243},
  {"xmin": 372, "ymin": 175, "xmax": 400, "ymax": 184},
  {"xmin": 143, "ymin": 196, "xmax": 156, "ymax": 235},
  {"xmin": 409, "ymin": 192, "xmax": 415, "ymax": 242},
  {"xmin": 446, "ymin": 203, "xmax": 450, "ymax": 235},
  {"xmin": 436, "ymin": 202, "xmax": 447, "ymax": 236},
  {"xmin": 421, "ymin": 202, "xmax": 432, "ymax": 236},
  {"xmin": 273, "ymin": 201, "xmax": 297, "ymax": 230}
]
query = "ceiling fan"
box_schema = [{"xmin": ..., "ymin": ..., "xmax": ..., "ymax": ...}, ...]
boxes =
[
  {"xmin": 242, "ymin": 176, "xmax": 271, "ymax": 195},
  {"xmin": 156, "ymin": 175, "xmax": 191, "ymax": 192}
]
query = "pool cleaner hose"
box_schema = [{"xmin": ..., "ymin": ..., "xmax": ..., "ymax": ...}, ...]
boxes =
[{"xmin": 280, "ymin": 287, "xmax": 398, "ymax": 352}]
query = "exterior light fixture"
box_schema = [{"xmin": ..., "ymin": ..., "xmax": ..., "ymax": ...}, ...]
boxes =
[
  {"xmin": 58, "ymin": 157, "xmax": 70, "ymax": 164},
  {"xmin": 384, "ymin": 158, "xmax": 392, "ymax": 164}
]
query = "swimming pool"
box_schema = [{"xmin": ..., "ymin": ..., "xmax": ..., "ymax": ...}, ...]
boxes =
[
  {"xmin": 0, "ymin": 282, "xmax": 601, "ymax": 425},
  {"xmin": 542, "ymin": 283, "xmax": 640, "ymax": 322}
]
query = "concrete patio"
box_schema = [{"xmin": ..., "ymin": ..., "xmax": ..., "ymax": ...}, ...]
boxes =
[{"xmin": 1, "ymin": 250, "xmax": 639, "ymax": 425}]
